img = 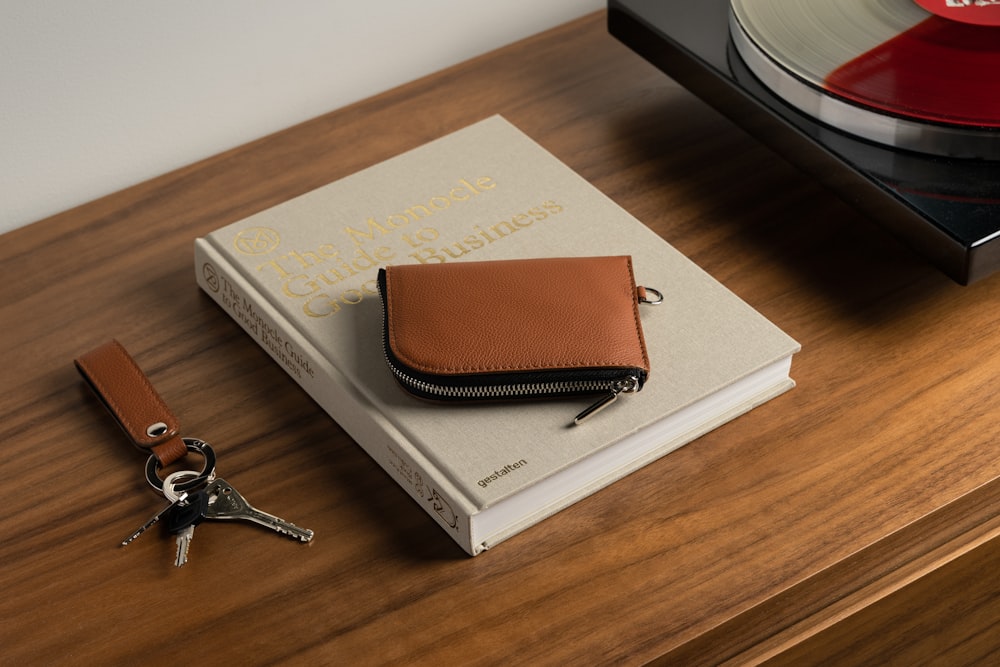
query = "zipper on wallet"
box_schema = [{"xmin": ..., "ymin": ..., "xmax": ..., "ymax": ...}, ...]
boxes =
[
  {"xmin": 384, "ymin": 344, "xmax": 641, "ymax": 425},
  {"xmin": 572, "ymin": 376, "xmax": 641, "ymax": 425}
]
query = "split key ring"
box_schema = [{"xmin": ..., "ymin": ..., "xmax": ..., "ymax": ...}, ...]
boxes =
[{"xmin": 145, "ymin": 438, "xmax": 217, "ymax": 494}]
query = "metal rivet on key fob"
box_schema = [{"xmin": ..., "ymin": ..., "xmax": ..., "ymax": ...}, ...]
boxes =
[{"xmin": 146, "ymin": 422, "xmax": 169, "ymax": 438}]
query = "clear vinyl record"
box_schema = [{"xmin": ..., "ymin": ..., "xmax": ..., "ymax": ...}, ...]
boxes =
[{"xmin": 729, "ymin": 0, "xmax": 1000, "ymax": 158}]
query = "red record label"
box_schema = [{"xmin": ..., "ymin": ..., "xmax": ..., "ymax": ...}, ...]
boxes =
[
  {"xmin": 826, "ymin": 16, "xmax": 1000, "ymax": 126},
  {"xmin": 912, "ymin": 1, "xmax": 1000, "ymax": 27}
]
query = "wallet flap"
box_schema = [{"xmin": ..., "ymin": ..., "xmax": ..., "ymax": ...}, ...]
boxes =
[{"xmin": 382, "ymin": 256, "xmax": 650, "ymax": 377}]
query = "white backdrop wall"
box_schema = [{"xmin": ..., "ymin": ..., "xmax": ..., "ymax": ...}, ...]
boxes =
[{"xmin": 1, "ymin": 1, "xmax": 602, "ymax": 234}]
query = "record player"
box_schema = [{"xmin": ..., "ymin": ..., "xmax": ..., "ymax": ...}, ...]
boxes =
[{"xmin": 608, "ymin": 0, "xmax": 1000, "ymax": 284}]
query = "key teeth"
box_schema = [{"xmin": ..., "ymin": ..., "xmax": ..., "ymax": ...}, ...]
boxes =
[
  {"xmin": 121, "ymin": 533, "xmax": 146, "ymax": 547},
  {"xmin": 275, "ymin": 525, "xmax": 314, "ymax": 542}
]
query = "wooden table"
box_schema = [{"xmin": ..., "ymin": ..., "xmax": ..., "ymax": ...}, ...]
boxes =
[{"xmin": 4, "ymin": 11, "xmax": 999, "ymax": 665}]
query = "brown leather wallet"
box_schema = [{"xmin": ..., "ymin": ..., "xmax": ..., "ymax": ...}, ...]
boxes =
[{"xmin": 377, "ymin": 256, "xmax": 655, "ymax": 424}]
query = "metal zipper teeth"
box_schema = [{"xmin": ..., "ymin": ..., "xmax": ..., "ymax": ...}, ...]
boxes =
[
  {"xmin": 384, "ymin": 348, "xmax": 635, "ymax": 400},
  {"xmin": 378, "ymin": 303, "xmax": 641, "ymax": 402}
]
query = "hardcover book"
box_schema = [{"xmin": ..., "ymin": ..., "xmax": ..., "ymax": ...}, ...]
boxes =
[{"xmin": 194, "ymin": 115, "xmax": 800, "ymax": 555}]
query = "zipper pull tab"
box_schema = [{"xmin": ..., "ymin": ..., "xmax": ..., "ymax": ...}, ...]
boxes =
[{"xmin": 573, "ymin": 376, "xmax": 639, "ymax": 426}]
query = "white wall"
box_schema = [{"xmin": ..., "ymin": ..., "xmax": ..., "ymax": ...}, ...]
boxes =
[{"xmin": 0, "ymin": 1, "xmax": 602, "ymax": 234}]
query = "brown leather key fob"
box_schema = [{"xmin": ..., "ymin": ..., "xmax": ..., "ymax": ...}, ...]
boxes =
[{"xmin": 75, "ymin": 339, "xmax": 188, "ymax": 466}]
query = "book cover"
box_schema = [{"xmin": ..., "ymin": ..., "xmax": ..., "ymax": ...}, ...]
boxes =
[{"xmin": 194, "ymin": 115, "xmax": 800, "ymax": 555}]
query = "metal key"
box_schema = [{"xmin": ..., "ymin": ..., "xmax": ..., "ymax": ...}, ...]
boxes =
[
  {"xmin": 203, "ymin": 479, "xmax": 314, "ymax": 542},
  {"xmin": 164, "ymin": 490, "xmax": 209, "ymax": 567},
  {"xmin": 120, "ymin": 469, "xmax": 202, "ymax": 546}
]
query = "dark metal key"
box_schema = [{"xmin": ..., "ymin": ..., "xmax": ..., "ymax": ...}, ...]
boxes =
[
  {"xmin": 121, "ymin": 468, "xmax": 203, "ymax": 547},
  {"xmin": 203, "ymin": 479, "xmax": 314, "ymax": 542},
  {"xmin": 121, "ymin": 492, "xmax": 189, "ymax": 547}
]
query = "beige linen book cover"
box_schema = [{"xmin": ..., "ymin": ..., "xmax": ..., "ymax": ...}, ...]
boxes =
[{"xmin": 194, "ymin": 115, "xmax": 800, "ymax": 555}]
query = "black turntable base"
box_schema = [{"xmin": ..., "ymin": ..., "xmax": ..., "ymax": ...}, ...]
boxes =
[{"xmin": 608, "ymin": 0, "xmax": 1000, "ymax": 285}]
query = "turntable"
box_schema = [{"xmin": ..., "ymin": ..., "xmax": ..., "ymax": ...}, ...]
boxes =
[{"xmin": 608, "ymin": 0, "xmax": 1000, "ymax": 284}]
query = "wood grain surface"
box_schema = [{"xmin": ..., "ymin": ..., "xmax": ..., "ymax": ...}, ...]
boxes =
[{"xmin": 3, "ymin": 11, "xmax": 999, "ymax": 665}]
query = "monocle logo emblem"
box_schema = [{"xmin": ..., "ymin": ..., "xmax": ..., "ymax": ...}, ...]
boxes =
[
  {"xmin": 234, "ymin": 227, "xmax": 281, "ymax": 255},
  {"xmin": 201, "ymin": 263, "xmax": 220, "ymax": 292}
]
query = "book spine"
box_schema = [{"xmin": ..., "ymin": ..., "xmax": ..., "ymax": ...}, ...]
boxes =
[{"xmin": 193, "ymin": 239, "xmax": 481, "ymax": 555}]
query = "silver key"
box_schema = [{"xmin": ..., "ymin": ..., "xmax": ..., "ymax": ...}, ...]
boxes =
[
  {"xmin": 204, "ymin": 479, "xmax": 314, "ymax": 542},
  {"xmin": 165, "ymin": 490, "xmax": 209, "ymax": 567},
  {"xmin": 174, "ymin": 526, "xmax": 195, "ymax": 567}
]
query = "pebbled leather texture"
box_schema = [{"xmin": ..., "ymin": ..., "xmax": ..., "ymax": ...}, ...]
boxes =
[
  {"xmin": 383, "ymin": 256, "xmax": 650, "ymax": 377},
  {"xmin": 75, "ymin": 340, "xmax": 187, "ymax": 465}
]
